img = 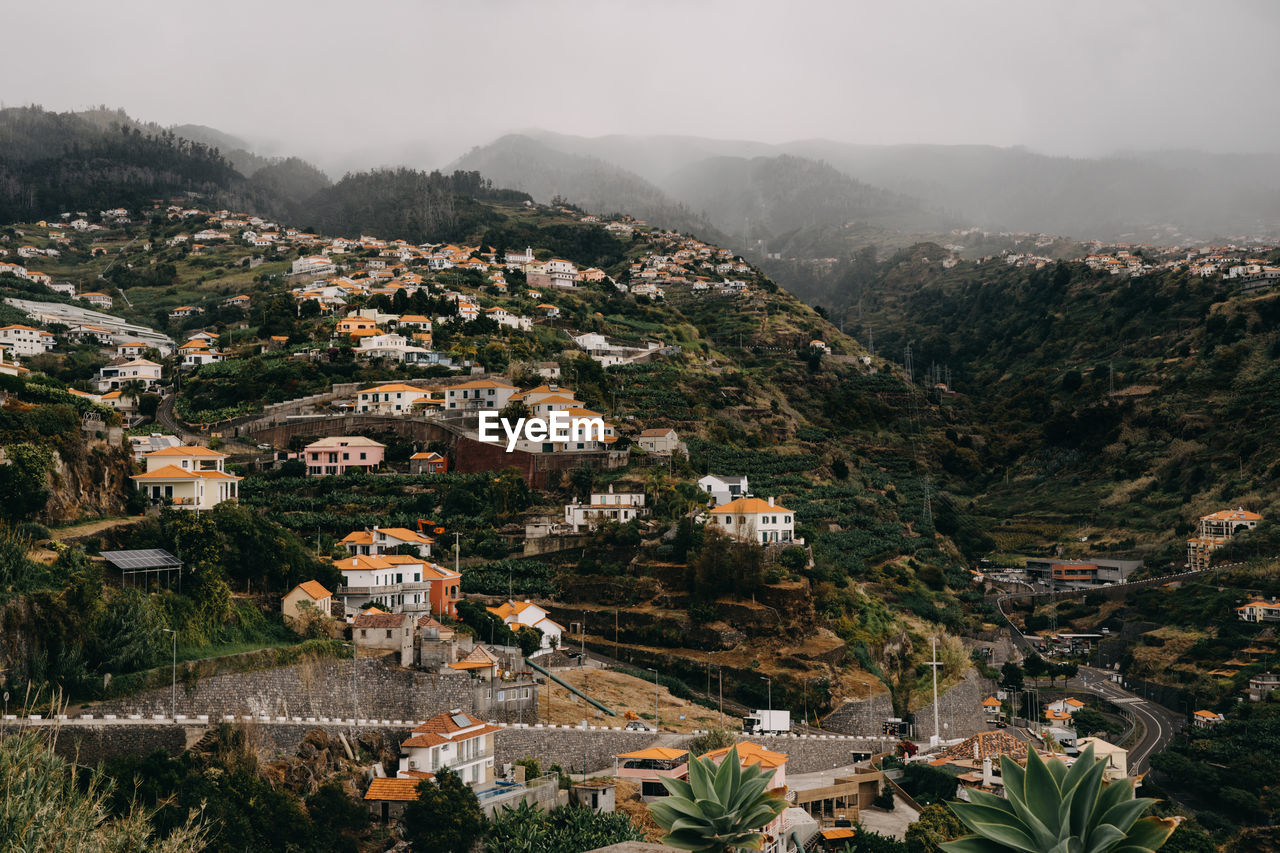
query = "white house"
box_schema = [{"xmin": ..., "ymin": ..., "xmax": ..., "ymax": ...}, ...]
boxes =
[
  {"xmin": 341, "ymin": 525, "xmax": 434, "ymax": 558},
  {"xmin": 486, "ymin": 599, "xmax": 564, "ymax": 651},
  {"xmin": 564, "ymin": 485, "xmax": 648, "ymax": 532},
  {"xmin": 698, "ymin": 474, "xmax": 749, "ymax": 507},
  {"xmin": 445, "ymin": 379, "xmax": 518, "ymax": 410},
  {"xmin": 130, "ymin": 445, "xmax": 240, "ymax": 510},
  {"xmin": 397, "ymin": 710, "xmax": 500, "ymax": 787},
  {"xmin": 707, "ymin": 496, "xmax": 800, "ymax": 545},
  {"xmin": 292, "ymin": 256, "xmax": 337, "ymax": 276},
  {"xmin": 355, "ymin": 383, "xmax": 433, "ymax": 415},
  {"xmin": 96, "ymin": 358, "xmax": 163, "ymax": 393},
  {"xmin": 79, "ymin": 291, "xmax": 113, "ymax": 309},
  {"xmin": 0, "ymin": 324, "xmax": 55, "ymax": 357}
]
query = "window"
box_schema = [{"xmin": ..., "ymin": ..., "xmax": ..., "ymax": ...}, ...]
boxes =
[
  {"xmin": 342, "ymin": 453, "xmax": 350, "ymax": 461},
  {"xmin": 360, "ymin": 629, "xmax": 367, "ymax": 638},
  {"xmin": 385, "ymin": 629, "xmax": 392, "ymax": 639},
  {"xmin": 360, "ymin": 452, "xmax": 367, "ymax": 460}
]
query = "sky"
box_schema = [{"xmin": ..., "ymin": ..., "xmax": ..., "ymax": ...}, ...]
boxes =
[{"xmin": 4, "ymin": 0, "xmax": 1280, "ymax": 172}]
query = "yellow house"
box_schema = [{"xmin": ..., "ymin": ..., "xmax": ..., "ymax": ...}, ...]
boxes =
[
  {"xmin": 282, "ymin": 580, "xmax": 333, "ymax": 621},
  {"xmin": 131, "ymin": 446, "xmax": 240, "ymax": 510}
]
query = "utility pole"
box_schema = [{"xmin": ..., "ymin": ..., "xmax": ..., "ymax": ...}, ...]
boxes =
[
  {"xmin": 162, "ymin": 629, "xmax": 176, "ymax": 720},
  {"xmin": 647, "ymin": 667, "xmax": 659, "ymax": 730},
  {"xmin": 762, "ymin": 676, "xmax": 772, "ymax": 717},
  {"xmin": 454, "ymin": 532, "xmax": 460, "ymax": 577},
  {"xmin": 719, "ymin": 668, "xmax": 723, "ymax": 726},
  {"xmin": 927, "ymin": 637, "xmax": 942, "ymax": 745}
]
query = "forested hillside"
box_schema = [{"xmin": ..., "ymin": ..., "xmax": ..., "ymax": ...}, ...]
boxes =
[
  {"xmin": 0, "ymin": 107, "xmax": 240, "ymax": 222},
  {"xmin": 836, "ymin": 245, "xmax": 1280, "ymax": 563}
]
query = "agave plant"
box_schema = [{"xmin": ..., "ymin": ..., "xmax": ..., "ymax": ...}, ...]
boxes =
[
  {"xmin": 943, "ymin": 745, "xmax": 1177, "ymax": 853},
  {"xmin": 648, "ymin": 745, "xmax": 788, "ymax": 852}
]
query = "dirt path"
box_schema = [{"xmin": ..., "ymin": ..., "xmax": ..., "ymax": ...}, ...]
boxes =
[{"xmin": 50, "ymin": 516, "xmax": 146, "ymax": 541}]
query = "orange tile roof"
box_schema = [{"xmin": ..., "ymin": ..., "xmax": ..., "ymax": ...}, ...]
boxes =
[
  {"xmin": 710, "ymin": 497, "xmax": 793, "ymax": 515},
  {"xmin": 705, "ymin": 741, "xmax": 787, "ymax": 768},
  {"xmin": 294, "ymin": 580, "xmax": 331, "ymax": 600},
  {"xmin": 131, "ymin": 465, "xmax": 241, "ymax": 482},
  {"xmin": 146, "ymin": 445, "xmax": 228, "ymax": 458},
  {"xmin": 450, "ymin": 379, "xmax": 518, "ymax": 390},
  {"xmin": 364, "ymin": 778, "xmax": 423, "ymax": 802},
  {"xmin": 1202, "ymin": 508, "xmax": 1262, "ymax": 522},
  {"xmin": 359, "ymin": 383, "xmax": 429, "ymax": 394},
  {"xmin": 335, "ymin": 554, "xmax": 395, "ymax": 572},
  {"xmin": 617, "ymin": 747, "xmax": 688, "ymax": 761}
]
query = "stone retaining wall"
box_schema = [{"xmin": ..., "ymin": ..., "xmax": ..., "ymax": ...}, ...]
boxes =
[
  {"xmin": 30, "ymin": 717, "xmax": 886, "ymax": 778},
  {"xmin": 822, "ymin": 671, "xmax": 994, "ymax": 740},
  {"xmin": 88, "ymin": 657, "xmax": 476, "ymax": 721}
]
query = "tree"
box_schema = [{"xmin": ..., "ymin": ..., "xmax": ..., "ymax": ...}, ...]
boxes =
[
  {"xmin": 999, "ymin": 661, "xmax": 1023, "ymax": 693},
  {"xmin": 1068, "ymin": 708, "xmax": 1110, "ymax": 738},
  {"xmin": 0, "ymin": 731, "xmax": 205, "ymax": 851},
  {"xmin": 649, "ymin": 746, "xmax": 788, "ymax": 852},
  {"xmin": 486, "ymin": 800, "xmax": 644, "ymax": 853},
  {"xmin": 0, "ymin": 442, "xmax": 53, "ymax": 521},
  {"xmin": 306, "ymin": 781, "xmax": 370, "ymax": 836},
  {"xmin": 943, "ymin": 745, "xmax": 1176, "ymax": 853},
  {"xmin": 907, "ymin": 803, "xmax": 966, "ymax": 853},
  {"xmin": 401, "ymin": 768, "xmax": 486, "ymax": 853},
  {"xmin": 120, "ymin": 378, "xmax": 145, "ymax": 409}
]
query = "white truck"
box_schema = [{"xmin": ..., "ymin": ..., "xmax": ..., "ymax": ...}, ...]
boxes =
[{"xmin": 742, "ymin": 709, "xmax": 791, "ymax": 735}]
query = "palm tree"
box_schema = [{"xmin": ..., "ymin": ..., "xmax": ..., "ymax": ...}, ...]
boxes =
[
  {"xmin": 120, "ymin": 379, "xmax": 145, "ymax": 411},
  {"xmin": 943, "ymin": 745, "xmax": 1177, "ymax": 853},
  {"xmin": 648, "ymin": 746, "xmax": 787, "ymax": 852}
]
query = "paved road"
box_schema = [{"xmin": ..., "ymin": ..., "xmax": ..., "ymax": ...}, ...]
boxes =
[
  {"xmin": 993, "ymin": 595, "xmax": 1182, "ymax": 775},
  {"xmin": 1070, "ymin": 667, "xmax": 1181, "ymax": 775}
]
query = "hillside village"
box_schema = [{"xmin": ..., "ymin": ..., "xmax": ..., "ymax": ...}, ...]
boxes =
[{"xmin": 1, "ymin": 193, "xmax": 1275, "ymax": 852}]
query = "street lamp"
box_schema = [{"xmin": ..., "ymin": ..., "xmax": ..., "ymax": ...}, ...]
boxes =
[
  {"xmin": 161, "ymin": 629, "xmax": 177, "ymax": 719},
  {"xmin": 646, "ymin": 667, "xmax": 659, "ymax": 730},
  {"xmin": 761, "ymin": 676, "xmax": 772, "ymax": 716}
]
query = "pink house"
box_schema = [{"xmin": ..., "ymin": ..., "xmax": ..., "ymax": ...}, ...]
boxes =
[{"xmin": 303, "ymin": 436, "xmax": 387, "ymax": 476}]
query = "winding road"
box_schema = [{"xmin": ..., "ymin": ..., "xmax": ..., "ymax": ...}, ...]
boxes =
[{"xmin": 994, "ymin": 589, "xmax": 1183, "ymax": 775}]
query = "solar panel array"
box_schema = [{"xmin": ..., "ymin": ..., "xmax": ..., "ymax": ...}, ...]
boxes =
[{"xmin": 100, "ymin": 549, "xmax": 182, "ymax": 571}]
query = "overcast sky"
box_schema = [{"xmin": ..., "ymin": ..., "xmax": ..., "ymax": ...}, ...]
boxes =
[{"xmin": 4, "ymin": 0, "xmax": 1279, "ymax": 172}]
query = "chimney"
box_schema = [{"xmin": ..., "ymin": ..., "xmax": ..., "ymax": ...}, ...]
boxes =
[
  {"xmin": 982, "ymin": 757, "xmax": 994, "ymax": 787},
  {"xmin": 768, "ymin": 496, "xmax": 775, "ymax": 507}
]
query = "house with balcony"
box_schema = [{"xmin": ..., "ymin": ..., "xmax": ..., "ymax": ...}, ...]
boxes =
[
  {"xmin": 1237, "ymin": 599, "xmax": 1280, "ymax": 622},
  {"xmin": 303, "ymin": 436, "xmax": 386, "ymax": 475},
  {"xmin": 444, "ymin": 378, "xmax": 518, "ymax": 410},
  {"xmin": 130, "ymin": 445, "xmax": 240, "ymax": 510},
  {"xmin": 340, "ymin": 525, "xmax": 434, "ymax": 558},
  {"xmin": 1188, "ymin": 507, "xmax": 1262, "ymax": 570},
  {"xmin": 355, "ymin": 383, "xmax": 433, "ymax": 414},
  {"xmin": 397, "ymin": 710, "xmax": 501, "ymax": 786},
  {"xmin": 1193, "ymin": 710, "xmax": 1225, "ymax": 728},
  {"xmin": 564, "ymin": 485, "xmax": 647, "ymax": 532},
  {"xmin": 707, "ymin": 496, "xmax": 801, "ymax": 545},
  {"xmin": 95, "ymin": 358, "xmax": 163, "ymax": 393},
  {"xmin": 0, "ymin": 324, "xmax": 55, "ymax": 357},
  {"xmin": 333, "ymin": 554, "xmax": 460, "ymax": 617}
]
